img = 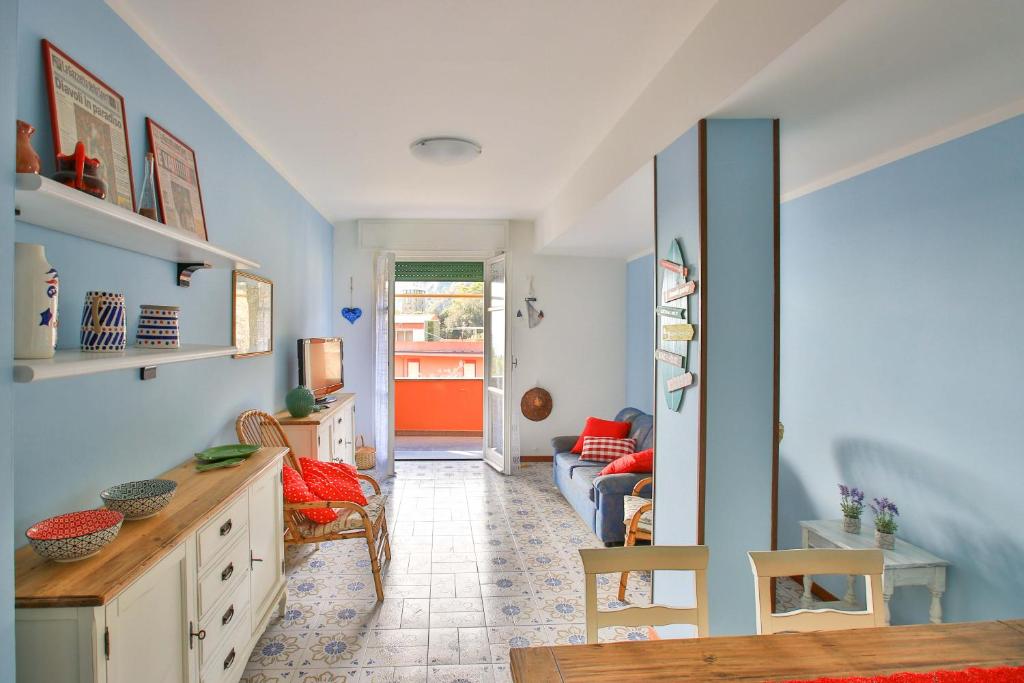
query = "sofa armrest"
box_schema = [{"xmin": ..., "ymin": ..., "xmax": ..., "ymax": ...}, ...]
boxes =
[
  {"xmin": 550, "ymin": 435, "xmax": 578, "ymax": 453},
  {"xmin": 593, "ymin": 472, "xmax": 652, "ymax": 498}
]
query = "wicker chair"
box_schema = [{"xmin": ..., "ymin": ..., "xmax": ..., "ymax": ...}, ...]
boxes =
[
  {"xmin": 618, "ymin": 476, "xmax": 653, "ymax": 601},
  {"xmin": 235, "ymin": 409, "xmax": 391, "ymax": 601}
]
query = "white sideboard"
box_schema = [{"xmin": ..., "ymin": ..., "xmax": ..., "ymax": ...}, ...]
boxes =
[
  {"xmin": 276, "ymin": 392, "xmax": 356, "ymax": 466},
  {"xmin": 14, "ymin": 447, "xmax": 287, "ymax": 683}
]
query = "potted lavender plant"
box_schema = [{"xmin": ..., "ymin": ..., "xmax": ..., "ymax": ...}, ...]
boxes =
[
  {"xmin": 870, "ymin": 497, "xmax": 899, "ymax": 549},
  {"xmin": 838, "ymin": 484, "xmax": 865, "ymax": 533}
]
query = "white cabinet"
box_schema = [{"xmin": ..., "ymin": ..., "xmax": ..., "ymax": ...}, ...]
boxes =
[
  {"xmin": 277, "ymin": 393, "xmax": 357, "ymax": 466},
  {"xmin": 106, "ymin": 541, "xmax": 197, "ymax": 683},
  {"xmin": 14, "ymin": 450, "xmax": 286, "ymax": 683}
]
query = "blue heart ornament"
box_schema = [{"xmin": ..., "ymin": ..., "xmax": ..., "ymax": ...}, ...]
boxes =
[{"xmin": 341, "ymin": 307, "xmax": 362, "ymax": 324}]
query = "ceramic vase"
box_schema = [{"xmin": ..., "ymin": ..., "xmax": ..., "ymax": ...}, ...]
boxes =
[
  {"xmin": 14, "ymin": 244, "xmax": 59, "ymax": 359},
  {"xmin": 875, "ymin": 530, "xmax": 895, "ymax": 550},
  {"xmin": 16, "ymin": 120, "xmax": 41, "ymax": 174},
  {"xmin": 135, "ymin": 305, "xmax": 180, "ymax": 348},
  {"xmin": 842, "ymin": 516, "xmax": 861, "ymax": 534},
  {"xmin": 80, "ymin": 291, "xmax": 126, "ymax": 352}
]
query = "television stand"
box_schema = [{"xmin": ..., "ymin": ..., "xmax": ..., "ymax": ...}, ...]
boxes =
[
  {"xmin": 275, "ymin": 392, "xmax": 356, "ymax": 466},
  {"xmin": 316, "ymin": 395, "xmax": 337, "ymax": 405}
]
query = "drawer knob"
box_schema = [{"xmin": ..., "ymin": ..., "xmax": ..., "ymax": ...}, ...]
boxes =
[
  {"xmin": 222, "ymin": 604, "xmax": 235, "ymax": 626},
  {"xmin": 223, "ymin": 648, "xmax": 236, "ymax": 670},
  {"xmin": 219, "ymin": 519, "xmax": 233, "ymax": 536},
  {"xmin": 221, "ymin": 562, "xmax": 234, "ymax": 582}
]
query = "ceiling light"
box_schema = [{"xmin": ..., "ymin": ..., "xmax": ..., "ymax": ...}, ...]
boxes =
[{"xmin": 410, "ymin": 137, "xmax": 482, "ymax": 166}]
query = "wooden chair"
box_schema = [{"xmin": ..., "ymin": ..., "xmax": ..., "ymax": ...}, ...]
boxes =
[
  {"xmin": 235, "ymin": 409, "xmax": 391, "ymax": 601},
  {"xmin": 748, "ymin": 548, "xmax": 885, "ymax": 634},
  {"xmin": 579, "ymin": 545, "xmax": 709, "ymax": 643},
  {"xmin": 618, "ymin": 476, "xmax": 653, "ymax": 601}
]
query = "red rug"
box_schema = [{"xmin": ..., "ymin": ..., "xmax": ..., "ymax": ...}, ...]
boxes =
[{"xmin": 784, "ymin": 667, "xmax": 1024, "ymax": 682}]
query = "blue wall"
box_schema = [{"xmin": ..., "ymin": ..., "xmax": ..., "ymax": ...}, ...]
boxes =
[
  {"xmin": 2, "ymin": 0, "xmax": 21, "ymax": 676},
  {"xmin": 779, "ymin": 114, "xmax": 1024, "ymax": 624},
  {"xmin": 10, "ymin": 0, "xmax": 334, "ymax": 544},
  {"xmin": 625, "ymin": 253, "xmax": 654, "ymax": 414}
]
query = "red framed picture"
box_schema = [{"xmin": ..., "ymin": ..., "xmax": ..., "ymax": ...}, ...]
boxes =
[
  {"xmin": 146, "ymin": 117, "xmax": 208, "ymax": 241},
  {"xmin": 41, "ymin": 39, "xmax": 136, "ymax": 210}
]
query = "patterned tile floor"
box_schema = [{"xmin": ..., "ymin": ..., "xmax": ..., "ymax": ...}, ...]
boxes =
[{"xmin": 242, "ymin": 460, "xmax": 803, "ymax": 683}]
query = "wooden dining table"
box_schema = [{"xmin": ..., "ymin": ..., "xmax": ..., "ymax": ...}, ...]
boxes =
[{"xmin": 510, "ymin": 619, "xmax": 1024, "ymax": 682}]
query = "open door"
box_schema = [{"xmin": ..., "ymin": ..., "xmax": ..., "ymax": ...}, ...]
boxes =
[
  {"xmin": 483, "ymin": 254, "xmax": 511, "ymax": 473},
  {"xmin": 374, "ymin": 251, "xmax": 395, "ymax": 476}
]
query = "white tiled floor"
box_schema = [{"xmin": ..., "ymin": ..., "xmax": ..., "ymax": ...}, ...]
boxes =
[
  {"xmin": 242, "ymin": 460, "xmax": 804, "ymax": 683},
  {"xmin": 241, "ymin": 461, "xmax": 652, "ymax": 683}
]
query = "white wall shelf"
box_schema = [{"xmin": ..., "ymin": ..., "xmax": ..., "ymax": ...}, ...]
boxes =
[
  {"xmin": 13, "ymin": 344, "xmax": 236, "ymax": 383},
  {"xmin": 14, "ymin": 174, "xmax": 259, "ymax": 285}
]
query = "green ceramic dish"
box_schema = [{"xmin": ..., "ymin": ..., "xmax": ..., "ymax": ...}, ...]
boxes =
[
  {"xmin": 194, "ymin": 444, "xmax": 260, "ymax": 462},
  {"xmin": 195, "ymin": 457, "xmax": 246, "ymax": 472}
]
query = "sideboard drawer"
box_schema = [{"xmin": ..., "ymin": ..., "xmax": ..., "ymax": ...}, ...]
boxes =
[
  {"xmin": 199, "ymin": 574, "xmax": 251, "ymax": 669},
  {"xmin": 202, "ymin": 604, "xmax": 253, "ymax": 683},
  {"xmin": 198, "ymin": 533, "xmax": 249, "ymax": 618},
  {"xmin": 198, "ymin": 492, "xmax": 249, "ymax": 569}
]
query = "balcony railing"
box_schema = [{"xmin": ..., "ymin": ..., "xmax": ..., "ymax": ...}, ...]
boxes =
[{"xmin": 394, "ymin": 377, "xmax": 483, "ymax": 434}]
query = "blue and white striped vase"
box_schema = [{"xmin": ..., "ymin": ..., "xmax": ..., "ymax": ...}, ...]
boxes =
[
  {"xmin": 136, "ymin": 305, "xmax": 180, "ymax": 348},
  {"xmin": 80, "ymin": 291, "xmax": 126, "ymax": 352}
]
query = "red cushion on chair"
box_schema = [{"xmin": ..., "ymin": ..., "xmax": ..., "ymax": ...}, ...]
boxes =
[
  {"xmin": 571, "ymin": 417, "xmax": 631, "ymax": 453},
  {"xmin": 299, "ymin": 458, "xmax": 368, "ymax": 507},
  {"xmin": 282, "ymin": 464, "xmax": 338, "ymax": 524},
  {"xmin": 598, "ymin": 448, "xmax": 654, "ymax": 475}
]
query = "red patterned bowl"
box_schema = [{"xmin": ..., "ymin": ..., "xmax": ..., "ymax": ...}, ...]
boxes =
[{"xmin": 26, "ymin": 509, "xmax": 125, "ymax": 562}]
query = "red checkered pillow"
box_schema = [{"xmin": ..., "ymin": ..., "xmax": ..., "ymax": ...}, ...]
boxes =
[
  {"xmin": 579, "ymin": 436, "xmax": 636, "ymax": 463},
  {"xmin": 299, "ymin": 458, "xmax": 368, "ymax": 507},
  {"xmin": 282, "ymin": 464, "xmax": 338, "ymax": 524}
]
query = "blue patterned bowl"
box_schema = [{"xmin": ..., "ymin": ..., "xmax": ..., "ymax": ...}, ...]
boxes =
[{"xmin": 101, "ymin": 479, "xmax": 178, "ymax": 520}]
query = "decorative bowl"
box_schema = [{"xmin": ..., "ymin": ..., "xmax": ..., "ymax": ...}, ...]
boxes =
[
  {"xmin": 26, "ymin": 509, "xmax": 124, "ymax": 562},
  {"xmin": 100, "ymin": 479, "xmax": 178, "ymax": 520}
]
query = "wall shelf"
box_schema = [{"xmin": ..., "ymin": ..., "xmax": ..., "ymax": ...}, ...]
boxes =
[
  {"xmin": 14, "ymin": 174, "xmax": 259, "ymax": 283},
  {"xmin": 13, "ymin": 344, "xmax": 236, "ymax": 383}
]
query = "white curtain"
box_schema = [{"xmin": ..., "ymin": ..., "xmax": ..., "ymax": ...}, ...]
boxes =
[{"xmin": 373, "ymin": 251, "xmax": 395, "ymax": 475}]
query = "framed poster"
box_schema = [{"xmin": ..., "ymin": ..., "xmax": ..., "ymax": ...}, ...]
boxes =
[
  {"xmin": 41, "ymin": 39, "xmax": 135, "ymax": 210},
  {"xmin": 146, "ymin": 118, "xmax": 209, "ymax": 240},
  {"xmin": 232, "ymin": 271, "xmax": 273, "ymax": 358}
]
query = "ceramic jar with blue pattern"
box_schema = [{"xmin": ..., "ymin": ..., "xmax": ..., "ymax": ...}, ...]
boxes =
[
  {"xmin": 80, "ymin": 291, "xmax": 126, "ymax": 352},
  {"xmin": 135, "ymin": 305, "xmax": 180, "ymax": 348}
]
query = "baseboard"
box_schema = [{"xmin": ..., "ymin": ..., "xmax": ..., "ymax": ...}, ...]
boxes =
[
  {"xmin": 789, "ymin": 575, "xmax": 841, "ymax": 602},
  {"xmin": 521, "ymin": 455, "xmax": 553, "ymax": 463},
  {"xmin": 395, "ymin": 430, "xmax": 483, "ymax": 437}
]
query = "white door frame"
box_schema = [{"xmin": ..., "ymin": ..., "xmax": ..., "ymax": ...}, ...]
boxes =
[{"xmin": 483, "ymin": 253, "xmax": 512, "ymax": 474}]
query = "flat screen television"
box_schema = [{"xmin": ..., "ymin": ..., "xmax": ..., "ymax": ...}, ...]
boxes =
[{"xmin": 297, "ymin": 337, "xmax": 343, "ymax": 401}]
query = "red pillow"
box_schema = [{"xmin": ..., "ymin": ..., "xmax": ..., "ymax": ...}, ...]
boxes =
[
  {"xmin": 299, "ymin": 458, "xmax": 368, "ymax": 507},
  {"xmin": 282, "ymin": 464, "xmax": 338, "ymax": 524},
  {"xmin": 571, "ymin": 417, "xmax": 631, "ymax": 453},
  {"xmin": 598, "ymin": 448, "xmax": 654, "ymax": 476}
]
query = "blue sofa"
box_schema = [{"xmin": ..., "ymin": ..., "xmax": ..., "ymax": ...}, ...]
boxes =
[{"xmin": 552, "ymin": 407, "xmax": 653, "ymax": 545}]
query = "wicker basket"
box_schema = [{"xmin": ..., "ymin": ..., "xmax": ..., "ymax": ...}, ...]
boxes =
[{"xmin": 354, "ymin": 435, "xmax": 376, "ymax": 470}]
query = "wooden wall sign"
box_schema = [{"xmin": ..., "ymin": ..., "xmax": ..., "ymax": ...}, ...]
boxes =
[
  {"xmin": 658, "ymin": 238, "xmax": 697, "ymax": 411},
  {"xmin": 663, "ymin": 323, "xmax": 695, "ymax": 342}
]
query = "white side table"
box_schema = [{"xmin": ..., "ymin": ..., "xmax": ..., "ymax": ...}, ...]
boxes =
[{"xmin": 799, "ymin": 519, "xmax": 949, "ymax": 625}]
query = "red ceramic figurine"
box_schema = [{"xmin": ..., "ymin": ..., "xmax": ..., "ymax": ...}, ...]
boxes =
[
  {"xmin": 16, "ymin": 120, "xmax": 41, "ymax": 174},
  {"xmin": 53, "ymin": 141, "xmax": 107, "ymax": 200}
]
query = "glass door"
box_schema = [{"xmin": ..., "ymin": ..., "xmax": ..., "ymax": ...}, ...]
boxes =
[{"xmin": 483, "ymin": 254, "xmax": 511, "ymax": 473}]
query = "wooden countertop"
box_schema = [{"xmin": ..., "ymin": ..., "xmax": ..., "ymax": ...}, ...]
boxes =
[
  {"xmin": 510, "ymin": 620, "xmax": 1024, "ymax": 682},
  {"xmin": 274, "ymin": 392, "xmax": 355, "ymax": 425},
  {"xmin": 15, "ymin": 447, "xmax": 287, "ymax": 608}
]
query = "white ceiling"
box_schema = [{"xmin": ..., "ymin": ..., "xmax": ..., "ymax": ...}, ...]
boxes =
[
  {"xmin": 108, "ymin": 0, "xmax": 713, "ymax": 221},
  {"xmin": 110, "ymin": 0, "xmax": 1024, "ymax": 258},
  {"xmin": 716, "ymin": 0, "xmax": 1024, "ymax": 200}
]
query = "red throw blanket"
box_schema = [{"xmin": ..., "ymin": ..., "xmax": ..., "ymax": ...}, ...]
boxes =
[{"xmin": 784, "ymin": 667, "xmax": 1024, "ymax": 682}]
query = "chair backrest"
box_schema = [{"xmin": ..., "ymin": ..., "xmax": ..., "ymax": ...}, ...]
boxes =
[
  {"xmin": 235, "ymin": 410, "xmax": 300, "ymax": 472},
  {"xmin": 578, "ymin": 545, "xmax": 709, "ymax": 643},
  {"xmin": 748, "ymin": 548, "xmax": 885, "ymax": 634}
]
